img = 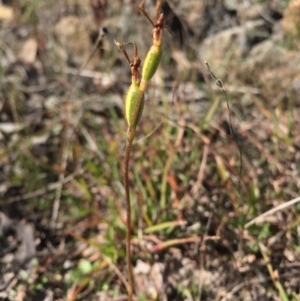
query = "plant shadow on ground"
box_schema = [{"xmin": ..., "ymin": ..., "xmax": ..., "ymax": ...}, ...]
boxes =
[{"xmin": 0, "ymin": 0, "xmax": 300, "ymax": 300}]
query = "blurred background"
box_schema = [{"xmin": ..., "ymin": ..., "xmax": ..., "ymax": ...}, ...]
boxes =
[{"xmin": 0, "ymin": 0, "xmax": 300, "ymax": 300}]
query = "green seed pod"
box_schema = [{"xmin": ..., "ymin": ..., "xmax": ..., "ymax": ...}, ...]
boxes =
[
  {"xmin": 125, "ymin": 83, "xmax": 145, "ymax": 128},
  {"xmin": 142, "ymin": 44, "xmax": 162, "ymax": 81}
]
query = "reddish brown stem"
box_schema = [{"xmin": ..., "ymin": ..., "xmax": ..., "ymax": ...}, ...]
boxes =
[{"xmin": 123, "ymin": 131, "xmax": 134, "ymax": 301}]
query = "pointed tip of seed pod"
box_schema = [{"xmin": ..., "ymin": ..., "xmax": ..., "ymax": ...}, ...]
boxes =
[{"xmin": 114, "ymin": 39, "xmax": 121, "ymax": 47}]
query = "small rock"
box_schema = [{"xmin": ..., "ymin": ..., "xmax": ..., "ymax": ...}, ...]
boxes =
[
  {"xmin": 199, "ymin": 20, "xmax": 266, "ymax": 64},
  {"xmin": 239, "ymin": 40, "xmax": 300, "ymax": 99},
  {"xmin": 291, "ymin": 77, "xmax": 300, "ymax": 93},
  {"xmin": 224, "ymin": 0, "xmax": 240, "ymax": 11},
  {"xmin": 237, "ymin": 3, "xmax": 266, "ymax": 24},
  {"xmin": 245, "ymin": 39, "xmax": 287, "ymax": 70},
  {"xmin": 0, "ymin": 4, "xmax": 13, "ymax": 21},
  {"xmin": 179, "ymin": 1, "xmax": 208, "ymax": 39},
  {"xmin": 54, "ymin": 16, "xmax": 92, "ymax": 67},
  {"xmin": 281, "ymin": 0, "xmax": 300, "ymax": 37},
  {"xmin": 270, "ymin": 0, "xmax": 289, "ymax": 14},
  {"xmin": 134, "ymin": 259, "xmax": 151, "ymax": 274},
  {"xmin": 17, "ymin": 38, "xmax": 38, "ymax": 65}
]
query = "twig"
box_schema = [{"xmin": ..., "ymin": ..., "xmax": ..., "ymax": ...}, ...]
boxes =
[
  {"xmin": 8, "ymin": 168, "xmax": 83, "ymax": 204},
  {"xmin": 245, "ymin": 196, "xmax": 300, "ymax": 228}
]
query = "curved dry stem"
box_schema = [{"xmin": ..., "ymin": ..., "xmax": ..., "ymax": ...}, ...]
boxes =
[{"xmin": 139, "ymin": 0, "xmax": 156, "ymax": 27}]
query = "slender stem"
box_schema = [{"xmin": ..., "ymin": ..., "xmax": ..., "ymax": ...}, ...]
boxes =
[
  {"xmin": 123, "ymin": 89, "xmax": 145, "ymax": 301},
  {"xmin": 124, "ymin": 132, "xmax": 134, "ymax": 301}
]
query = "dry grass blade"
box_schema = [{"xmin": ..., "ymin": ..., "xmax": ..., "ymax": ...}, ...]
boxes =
[{"xmin": 245, "ymin": 196, "xmax": 300, "ymax": 228}]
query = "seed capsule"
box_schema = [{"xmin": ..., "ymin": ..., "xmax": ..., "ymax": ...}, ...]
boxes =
[
  {"xmin": 141, "ymin": 13, "xmax": 164, "ymax": 81},
  {"xmin": 125, "ymin": 84, "xmax": 145, "ymax": 128},
  {"xmin": 142, "ymin": 44, "xmax": 162, "ymax": 81}
]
